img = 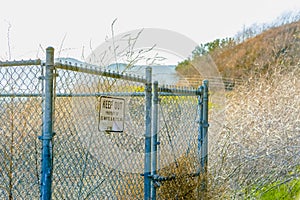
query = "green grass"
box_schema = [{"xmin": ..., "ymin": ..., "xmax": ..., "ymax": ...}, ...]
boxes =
[{"xmin": 254, "ymin": 178, "xmax": 300, "ymax": 200}]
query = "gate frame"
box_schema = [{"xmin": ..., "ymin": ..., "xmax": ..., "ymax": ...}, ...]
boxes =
[
  {"xmin": 0, "ymin": 47, "xmax": 209, "ymax": 200},
  {"xmin": 40, "ymin": 47, "xmax": 55, "ymax": 200}
]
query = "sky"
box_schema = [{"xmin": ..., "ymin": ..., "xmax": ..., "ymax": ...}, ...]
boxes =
[{"xmin": 1, "ymin": 0, "xmax": 300, "ymax": 64}]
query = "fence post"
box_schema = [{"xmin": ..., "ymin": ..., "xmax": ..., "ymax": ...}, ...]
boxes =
[
  {"xmin": 197, "ymin": 84, "xmax": 203, "ymax": 168},
  {"xmin": 201, "ymin": 80, "xmax": 209, "ymax": 194},
  {"xmin": 151, "ymin": 81, "xmax": 159, "ymax": 199},
  {"xmin": 197, "ymin": 80, "xmax": 209, "ymax": 198},
  {"xmin": 40, "ymin": 47, "xmax": 54, "ymax": 200},
  {"xmin": 202, "ymin": 80, "xmax": 209, "ymax": 173},
  {"xmin": 197, "ymin": 84, "xmax": 204, "ymax": 198},
  {"xmin": 144, "ymin": 67, "xmax": 152, "ymax": 200}
]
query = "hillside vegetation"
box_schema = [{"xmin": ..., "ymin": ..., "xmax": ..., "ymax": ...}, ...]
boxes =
[
  {"xmin": 176, "ymin": 18, "xmax": 300, "ymax": 81},
  {"xmin": 176, "ymin": 18, "xmax": 300, "ymax": 199},
  {"xmin": 215, "ymin": 20, "xmax": 300, "ymax": 79}
]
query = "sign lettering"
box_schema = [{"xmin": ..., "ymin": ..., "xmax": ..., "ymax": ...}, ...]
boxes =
[{"xmin": 98, "ymin": 96, "xmax": 125, "ymax": 132}]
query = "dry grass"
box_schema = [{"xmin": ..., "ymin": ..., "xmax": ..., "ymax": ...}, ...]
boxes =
[
  {"xmin": 208, "ymin": 65, "xmax": 300, "ymax": 198},
  {"xmin": 157, "ymin": 155, "xmax": 199, "ymax": 200},
  {"xmin": 214, "ymin": 20, "xmax": 300, "ymax": 79},
  {"xmin": 149, "ymin": 64, "xmax": 299, "ymax": 199},
  {"xmin": 0, "ymin": 97, "xmax": 42, "ymax": 199}
]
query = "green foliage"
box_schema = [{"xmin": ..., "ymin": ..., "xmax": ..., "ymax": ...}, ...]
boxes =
[
  {"xmin": 254, "ymin": 178, "xmax": 300, "ymax": 200},
  {"xmin": 255, "ymin": 166, "xmax": 300, "ymax": 199},
  {"xmin": 175, "ymin": 37, "xmax": 237, "ymax": 82},
  {"xmin": 175, "ymin": 58, "xmax": 191, "ymax": 71},
  {"xmin": 192, "ymin": 37, "xmax": 236, "ymax": 57}
]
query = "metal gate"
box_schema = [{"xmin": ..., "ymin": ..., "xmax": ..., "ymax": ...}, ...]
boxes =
[{"xmin": 0, "ymin": 47, "xmax": 209, "ymax": 199}]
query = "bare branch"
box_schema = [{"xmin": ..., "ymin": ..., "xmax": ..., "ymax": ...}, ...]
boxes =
[
  {"xmin": 5, "ymin": 20, "xmax": 12, "ymax": 60},
  {"xmin": 58, "ymin": 33, "xmax": 67, "ymax": 58}
]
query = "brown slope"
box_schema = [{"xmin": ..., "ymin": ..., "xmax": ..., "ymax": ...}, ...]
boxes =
[{"xmin": 213, "ymin": 20, "xmax": 300, "ymax": 79}]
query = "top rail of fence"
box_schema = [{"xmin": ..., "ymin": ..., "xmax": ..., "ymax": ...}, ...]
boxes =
[
  {"xmin": 55, "ymin": 62, "xmax": 148, "ymax": 84},
  {"xmin": 0, "ymin": 59, "xmax": 42, "ymax": 67},
  {"xmin": 54, "ymin": 62, "xmax": 202, "ymax": 95},
  {"xmin": 0, "ymin": 58, "xmax": 202, "ymax": 96},
  {"xmin": 158, "ymin": 85, "xmax": 200, "ymax": 96}
]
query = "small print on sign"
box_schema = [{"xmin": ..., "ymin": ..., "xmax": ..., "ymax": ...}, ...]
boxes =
[{"xmin": 98, "ymin": 96, "xmax": 125, "ymax": 132}]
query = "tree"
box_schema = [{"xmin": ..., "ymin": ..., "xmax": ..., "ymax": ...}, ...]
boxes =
[{"xmin": 192, "ymin": 37, "xmax": 236, "ymax": 58}]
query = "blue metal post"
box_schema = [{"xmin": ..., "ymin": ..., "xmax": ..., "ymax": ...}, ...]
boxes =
[
  {"xmin": 202, "ymin": 80, "xmax": 209, "ymax": 173},
  {"xmin": 40, "ymin": 47, "xmax": 54, "ymax": 200},
  {"xmin": 151, "ymin": 81, "xmax": 159, "ymax": 199},
  {"xmin": 201, "ymin": 80, "xmax": 209, "ymax": 194},
  {"xmin": 144, "ymin": 67, "xmax": 152, "ymax": 200},
  {"xmin": 197, "ymin": 80, "xmax": 209, "ymax": 197},
  {"xmin": 197, "ymin": 84, "xmax": 204, "ymax": 198},
  {"xmin": 197, "ymin": 85, "xmax": 203, "ymax": 169}
]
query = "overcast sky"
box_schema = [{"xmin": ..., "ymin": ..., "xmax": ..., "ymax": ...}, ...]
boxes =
[{"xmin": 1, "ymin": 0, "xmax": 300, "ymax": 63}]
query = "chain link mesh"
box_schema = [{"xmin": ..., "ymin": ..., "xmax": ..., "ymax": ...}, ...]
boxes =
[
  {"xmin": 0, "ymin": 60, "xmax": 203, "ymax": 199},
  {"xmin": 155, "ymin": 92, "xmax": 200, "ymax": 199},
  {"xmin": 0, "ymin": 63, "xmax": 42, "ymax": 199},
  {"xmin": 52, "ymin": 65, "xmax": 147, "ymax": 199}
]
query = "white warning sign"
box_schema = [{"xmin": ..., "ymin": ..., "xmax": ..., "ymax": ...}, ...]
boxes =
[{"xmin": 98, "ymin": 96, "xmax": 125, "ymax": 132}]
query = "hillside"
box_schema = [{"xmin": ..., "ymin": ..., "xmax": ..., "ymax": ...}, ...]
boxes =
[
  {"xmin": 176, "ymin": 20, "xmax": 300, "ymax": 82},
  {"xmin": 216, "ymin": 20, "xmax": 300, "ymax": 79}
]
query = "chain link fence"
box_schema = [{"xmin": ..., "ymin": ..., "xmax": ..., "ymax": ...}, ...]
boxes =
[
  {"xmin": 0, "ymin": 47, "xmax": 208, "ymax": 199},
  {"xmin": 52, "ymin": 60, "xmax": 148, "ymax": 199},
  {"xmin": 0, "ymin": 60, "xmax": 42, "ymax": 199}
]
